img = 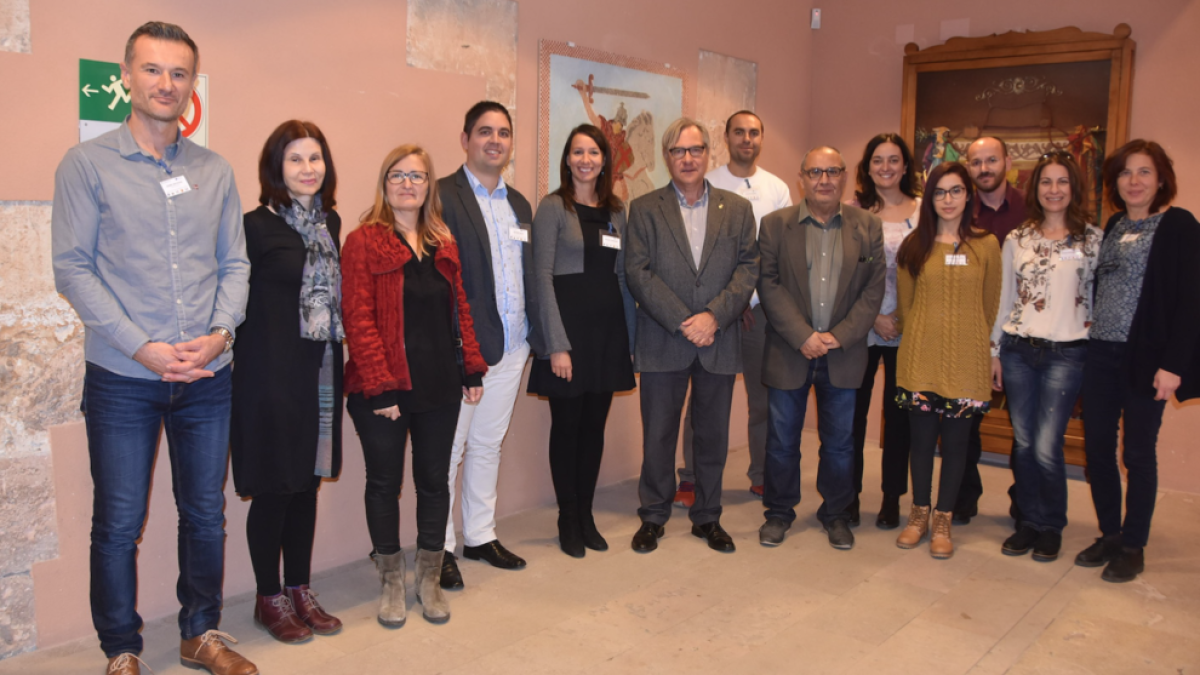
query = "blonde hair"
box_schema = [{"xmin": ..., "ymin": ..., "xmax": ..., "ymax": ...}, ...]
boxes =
[
  {"xmin": 359, "ymin": 144, "xmax": 453, "ymax": 255},
  {"xmin": 660, "ymin": 117, "xmax": 710, "ymax": 160}
]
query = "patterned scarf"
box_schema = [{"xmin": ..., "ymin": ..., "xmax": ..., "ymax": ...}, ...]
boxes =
[{"xmin": 280, "ymin": 196, "xmax": 345, "ymax": 342}]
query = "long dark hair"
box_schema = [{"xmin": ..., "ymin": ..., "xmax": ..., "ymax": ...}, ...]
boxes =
[
  {"xmin": 553, "ymin": 124, "xmax": 623, "ymax": 214},
  {"xmin": 896, "ymin": 162, "xmax": 985, "ymax": 278},
  {"xmin": 1018, "ymin": 152, "xmax": 1091, "ymax": 241},
  {"xmin": 854, "ymin": 133, "xmax": 921, "ymax": 212},
  {"xmin": 258, "ymin": 120, "xmax": 337, "ymax": 211}
]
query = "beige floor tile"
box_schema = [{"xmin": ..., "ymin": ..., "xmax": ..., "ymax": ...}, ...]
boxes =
[
  {"xmin": 850, "ymin": 617, "xmax": 997, "ymax": 675},
  {"xmin": 794, "ymin": 576, "xmax": 944, "ymax": 646}
]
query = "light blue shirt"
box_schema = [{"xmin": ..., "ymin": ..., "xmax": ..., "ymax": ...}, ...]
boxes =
[
  {"xmin": 672, "ymin": 180, "xmax": 710, "ymax": 269},
  {"xmin": 51, "ymin": 121, "xmax": 249, "ymax": 380},
  {"xmin": 463, "ymin": 165, "xmax": 528, "ymax": 353}
]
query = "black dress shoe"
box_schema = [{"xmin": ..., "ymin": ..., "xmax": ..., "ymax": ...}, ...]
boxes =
[
  {"xmin": 825, "ymin": 519, "xmax": 854, "ymax": 550},
  {"xmin": 631, "ymin": 521, "xmax": 665, "ymax": 553},
  {"xmin": 1002, "ymin": 526, "xmax": 1039, "ymax": 556},
  {"xmin": 691, "ymin": 521, "xmax": 735, "ymax": 553},
  {"xmin": 876, "ymin": 494, "xmax": 901, "ymax": 530},
  {"xmin": 440, "ymin": 551, "xmax": 464, "ymax": 590},
  {"xmin": 1031, "ymin": 531, "xmax": 1062, "ymax": 563},
  {"xmin": 1101, "ymin": 547, "xmax": 1144, "ymax": 583},
  {"xmin": 1075, "ymin": 534, "xmax": 1122, "ymax": 568},
  {"xmin": 848, "ymin": 495, "xmax": 861, "ymax": 527},
  {"xmin": 579, "ymin": 514, "xmax": 609, "ymax": 551},
  {"xmin": 952, "ymin": 501, "xmax": 977, "ymax": 525},
  {"xmin": 557, "ymin": 515, "xmax": 585, "ymax": 559},
  {"xmin": 462, "ymin": 540, "xmax": 527, "ymax": 569}
]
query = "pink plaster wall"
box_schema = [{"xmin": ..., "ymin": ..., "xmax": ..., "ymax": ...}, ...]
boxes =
[{"xmin": 14, "ymin": 0, "xmax": 810, "ymax": 650}]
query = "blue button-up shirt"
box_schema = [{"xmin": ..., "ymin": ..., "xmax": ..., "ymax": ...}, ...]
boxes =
[
  {"xmin": 462, "ymin": 165, "xmax": 528, "ymax": 353},
  {"xmin": 672, "ymin": 180, "xmax": 710, "ymax": 269},
  {"xmin": 51, "ymin": 121, "xmax": 249, "ymax": 380}
]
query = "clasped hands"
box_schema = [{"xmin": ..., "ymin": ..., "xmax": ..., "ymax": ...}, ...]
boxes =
[
  {"xmin": 134, "ymin": 335, "xmax": 226, "ymax": 383},
  {"xmin": 800, "ymin": 331, "xmax": 841, "ymax": 359},
  {"xmin": 680, "ymin": 311, "xmax": 718, "ymax": 347}
]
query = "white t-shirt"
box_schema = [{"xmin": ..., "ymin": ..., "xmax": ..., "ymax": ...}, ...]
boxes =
[{"xmin": 707, "ymin": 164, "xmax": 793, "ymax": 306}]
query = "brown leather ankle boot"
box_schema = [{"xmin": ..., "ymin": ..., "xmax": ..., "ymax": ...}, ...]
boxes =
[
  {"xmin": 180, "ymin": 630, "xmax": 258, "ymax": 675},
  {"xmin": 253, "ymin": 593, "xmax": 312, "ymax": 643},
  {"xmin": 930, "ymin": 510, "xmax": 954, "ymax": 559},
  {"xmin": 286, "ymin": 585, "xmax": 342, "ymax": 635},
  {"xmin": 896, "ymin": 504, "xmax": 930, "ymax": 549}
]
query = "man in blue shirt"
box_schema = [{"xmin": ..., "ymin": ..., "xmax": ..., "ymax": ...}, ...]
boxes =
[{"xmin": 51, "ymin": 22, "xmax": 254, "ymax": 675}]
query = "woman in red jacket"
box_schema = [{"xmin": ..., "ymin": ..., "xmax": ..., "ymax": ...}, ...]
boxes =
[{"xmin": 342, "ymin": 145, "xmax": 487, "ymax": 627}]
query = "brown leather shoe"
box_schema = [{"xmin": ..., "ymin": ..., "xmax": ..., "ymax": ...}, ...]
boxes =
[
  {"xmin": 180, "ymin": 630, "xmax": 258, "ymax": 675},
  {"xmin": 253, "ymin": 593, "xmax": 312, "ymax": 643},
  {"xmin": 930, "ymin": 510, "xmax": 954, "ymax": 559},
  {"xmin": 896, "ymin": 504, "xmax": 930, "ymax": 549},
  {"xmin": 286, "ymin": 585, "xmax": 342, "ymax": 635},
  {"xmin": 106, "ymin": 653, "xmax": 148, "ymax": 674}
]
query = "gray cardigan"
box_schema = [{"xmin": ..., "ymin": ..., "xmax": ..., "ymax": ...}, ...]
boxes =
[{"xmin": 530, "ymin": 193, "xmax": 636, "ymax": 357}]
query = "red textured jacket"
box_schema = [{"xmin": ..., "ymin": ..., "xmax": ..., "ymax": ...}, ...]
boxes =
[{"xmin": 342, "ymin": 222, "xmax": 487, "ymax": 400}]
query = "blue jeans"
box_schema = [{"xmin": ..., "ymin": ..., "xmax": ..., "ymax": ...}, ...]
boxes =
[
  {"xmin": 82, "ymin": 363, "xmax": 232, "ymax": 657},
  {"xmin": 763, "ymin": 357, "xmax": 857, "ymax": 525},
  {"xmin": 999, "ymin": 335, "xmax": 1086, "ymax": 534}
]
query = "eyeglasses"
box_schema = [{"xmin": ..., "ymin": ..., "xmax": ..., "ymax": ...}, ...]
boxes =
[
  {"xmin": 667, "ymin": 145, "xmax": 707, "ymax": 159},
  {"xmin": 1041, "ymin": 149, "xmax": 1075, "ymax": 162},
  {"xmin": 386, "ymin": 170, "xmax": 429, "ymax": 185},
  {"xmin": 801, "ymin": 167, "xmax": 845, "ymax": 180},
  {"xmin": 932, "ymin": 185, "xmax": 968, "ymax": 200}
]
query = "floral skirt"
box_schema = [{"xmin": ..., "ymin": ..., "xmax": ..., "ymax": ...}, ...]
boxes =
[{"xmin": 895, "ymin": 387, "xmax": 990, "ymax": 419}]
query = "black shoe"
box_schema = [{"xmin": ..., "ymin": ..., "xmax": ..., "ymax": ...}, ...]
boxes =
[
  {"xmin": 1002, "ymin": 526, "xmax": 1039, "ymax": 556},
  {"xmin": 691, "ymin": 521, "xmax": 736, "ymax": 553},
  {"xmin": 847, "ymin": 495, "xmax": 861, "ymax": 527},
  {"xmin": 440, "ymin": 551, "xmax": 464, "ymax": 590},
  {"xmin": 758, "ymin": 518, "xmax": 790, "ymax": 547},
  {"xmin": 876, "ymin": 494, "xmax": 901, "ymax": 530},
  {"xmin": 1075, "ymin": 535, "xmax": 1122, "ymax": 568},
  {"xmin": 825, "ymin": 519, "xmax": 854, "ymax": 550},
  {"xmin": 952, "ymin": 501, "xmax": 978, "ymax": 525},
  {"xmin": 1101, "ymin": 547, "xmax": 1145, "ymax": 583},
  {"xmin": 631, "ymin": 521, "xmax": 665, "ymax": 553},
  {"xmin": 579, "ymin": 514, "xmax": 609, "ymax": 552},
  {"xmin": 1032, "ymin": 531, "xmax": 1062, "ymax": 562},
  {"xmin": 462, "ymin": 539, "xmax": 527, "ymax": 569},
  {"xmin": 557, "ymin": 515, "xmax": 585, "ymax": 559}
]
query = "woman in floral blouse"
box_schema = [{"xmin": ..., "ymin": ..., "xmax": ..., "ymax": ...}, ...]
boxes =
[{"xmin": 989, "ymin": 152, "xmax": 1101, "ymax": 564}]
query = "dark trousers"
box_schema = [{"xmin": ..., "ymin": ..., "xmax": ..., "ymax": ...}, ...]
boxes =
[
  {"xmin": 1082, "ymin": 340, "xmax": 1166, "ymax": 548},
  {"xmin": 851, "ymin": 345, "xmax": 910, "ymax": 497},
  {"xmin": 958, "ymin": 416, "xmax": 985, "ymax": 508},
  {"xmin": 548, "ymin": 391, "xmax": 614, "ymax": 518},
  {"xmin": 909, "ymin": 410, "xmax": 973, "ymax": 512},
  {"xmin": 246, "ymin": 475, "xmax": 321, "ymax": 596},
  {"xmin": 348, "ymin": 395, "xmax": 461, "ymax": 553},
  {"xmin": 638, "ymin": 359, "xmax": 735, "ymax": 526}
]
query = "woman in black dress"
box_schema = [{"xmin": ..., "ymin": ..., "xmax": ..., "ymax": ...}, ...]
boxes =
[
  {"xmin": 232, "ymin": 120, "xmax": 344, "ymax": 643},
  {"xmin": 528, "ymin": 124, "xmax": 637, "ymax": 557}
]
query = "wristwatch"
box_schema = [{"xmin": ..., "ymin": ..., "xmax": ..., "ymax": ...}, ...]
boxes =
[{"xmin": 210, "ymin": 327, "xmax": 234, "ymax": 353}]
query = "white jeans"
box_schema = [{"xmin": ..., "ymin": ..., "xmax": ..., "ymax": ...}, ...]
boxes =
[{"xmin": 444, "ymin": 342, "xmax": 530, "ymax": 550}]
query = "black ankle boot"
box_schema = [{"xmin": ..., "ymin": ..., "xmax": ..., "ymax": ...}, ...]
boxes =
[
  {"xmin": 876, "ymin": 494, "xmax": 900, "ymax": 530},
  {"xmin": 1101, "ymin": 546, "xmax": 1145, "ymax": 583},
  {"xmin": 1075, "ymin": 534, "xmax": 1122, "ymax": 568},
  {"xmin": 579, "ymin": 512, "xmax": 609, "ymax": 551},
  {"xmin": 558, "ymin": 513, "xmax": 585, "ymax": 558}
]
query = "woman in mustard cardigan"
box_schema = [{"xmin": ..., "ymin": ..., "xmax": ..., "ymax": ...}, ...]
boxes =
[{"xmin": 893, "ymin": 161, "xmax": 1001, "ymax": 558}]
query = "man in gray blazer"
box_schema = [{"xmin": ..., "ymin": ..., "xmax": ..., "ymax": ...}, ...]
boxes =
[
  {"xmin": 757, "ymin": 147, "xmax": 885, "ymax": 550},
  {"xmin": 625, "ymin": 118, "xmax": 759, "ymax": 553}
]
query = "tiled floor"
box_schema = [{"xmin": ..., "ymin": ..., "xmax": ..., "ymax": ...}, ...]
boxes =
[{"xmin": 6, "ymin": 432, "xmax": 1200, "ymax": 674}]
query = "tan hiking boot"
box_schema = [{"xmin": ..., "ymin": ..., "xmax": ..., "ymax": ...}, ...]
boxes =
[
  {"xmin": 930, "ymin": 510, "xmax": 954, "ymax": 559},
  {"xmin": 896, "ymin": 504, "xmax": 930, "ymax": 549}
]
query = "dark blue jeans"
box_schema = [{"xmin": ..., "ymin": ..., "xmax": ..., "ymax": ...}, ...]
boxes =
[
  {"xmin": 1081, "ymin": 340, "xmax": 1166, "ymax": 548},
  {"xmin": 999, "ymin": 335, "xmax": 1086, "ymax": 534},
  {"xmin": 763, "ymin": 357, "xmax": 857, "ymax": 526},
  {"xmin": 82, "ymin": 363, "xmax": 232, "ymax": 657}
]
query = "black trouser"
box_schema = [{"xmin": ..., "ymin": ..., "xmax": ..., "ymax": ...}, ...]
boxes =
[
  {"xmin": 958, "ymin": 407, "xmax": 1019, "ymax": 514},
  {"xmin": 246, "ymin": 475, "xmax": 321, "ymax": 596},
  {"xmin": 1082, "ymin": 340, "xmax": 1165, "ymax": 548},
  {"xmin": 851, "ymin": 345, "xmax": 910, "ymax": 497},
  {"xmin": 909, "ymin": 410, "xmax": 973, "ymax": 512},
  {"xmin": 549, "ymin": 391, "xmax": 614, "ymax": 519},
  {"xmin": 348, "ymin": 394, "xmax": 461, "ymax": 553}
]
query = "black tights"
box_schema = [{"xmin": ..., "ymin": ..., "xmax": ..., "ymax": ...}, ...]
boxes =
[
  {"xmin": 548, "ymin": 392, "xmax": 614, "ymax": 519},
  {"xmin": 246, "ymin": 475, "xmax": 321, "ymax": 596},
  {"xmin": 908, "ymin": 410, "xmax": 973, "ymax": 512}
]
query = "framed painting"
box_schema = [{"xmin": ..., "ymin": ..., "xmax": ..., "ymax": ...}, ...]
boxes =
[
  {"xmin": 537, "ymin": 40, "xmax": 690, "ymax": 205},
  {"xmin": 901, "ymin": 24, "xmax": 1135, "ymax": 224}
]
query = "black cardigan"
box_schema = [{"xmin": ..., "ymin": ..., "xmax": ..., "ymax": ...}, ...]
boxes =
[
  {"xmin": 1110, "ymin": 207, "xmax": 1200, "ymax": 401},
  {"xmin": 230, "ymin": 206, "xmax": 344, "ymax": 496}
]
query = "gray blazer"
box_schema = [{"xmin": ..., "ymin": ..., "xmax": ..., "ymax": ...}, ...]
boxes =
[
  {"xmin": 624, "ymin": 183, "xmax": 759, "ymax": 374},
  {"xmin": 529, "ymin": 194, "xmax": 636, "ymax": 357},
  {"xmin": 758, "ymin": 201, "xmax": 885, "ymax": 390}
]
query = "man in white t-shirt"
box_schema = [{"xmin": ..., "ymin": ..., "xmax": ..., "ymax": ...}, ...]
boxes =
[{"xmin": 675, "ymin": 110, "xmax": 793, "ymax": 505}]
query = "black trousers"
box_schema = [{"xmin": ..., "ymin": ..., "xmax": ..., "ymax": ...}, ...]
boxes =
[
  {"xmin": 851, "ymin": 345, "xmax": 911, "ymax": 497},
  {"xmin": 548, "ymin": 391, "xmax": 614, "ymax": 519},
  {"xmin": 909, "ymin": 410, "xmax": 973, "ymax": 512},
  {"xmin": 245, "ymin": 475, "xmax": 321, "ymax": 596},
  {"xmin": 348, "ymin": 394, "xmax": 461, "ymax": 553}
]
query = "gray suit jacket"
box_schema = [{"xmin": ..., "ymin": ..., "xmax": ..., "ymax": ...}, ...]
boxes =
[
  {"xmin": 758, "ymin": 201, "xmax": 885, "ymax": 390},
  {"xmin": 625, "ymin": 183, "xmax": 759, "ymax": 374},
  {"xmin": 529, "ymin": 194, "xmax": 636, "ymax": 357}
]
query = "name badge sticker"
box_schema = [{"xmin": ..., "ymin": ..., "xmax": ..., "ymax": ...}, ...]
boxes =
[
  {"xmin": 601, "ymin": 234, "xmax": 621, "ymax": 249},
  {"xmin": 160, "ymin": 175, "xmax": 191, "ymax": 198},
  {"xmin": 944, "ymin": 254, "xmax": 968, "ymax": 266},
  {"xmin": 1120, "ymin": 233, "xmax": 1140, "ymax": 243},
  {"xmin": 1059, "ymin": 248, "xmax": 1082, "ymax": 262},
  {"xmin": 509, "ymin": 224, "xmax": 530, "ymax": 243}
]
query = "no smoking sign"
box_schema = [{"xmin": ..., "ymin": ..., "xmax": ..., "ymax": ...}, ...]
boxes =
[{"xmin": 78, "ymin": 59, "xmax": 210, "ymax": 146}]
